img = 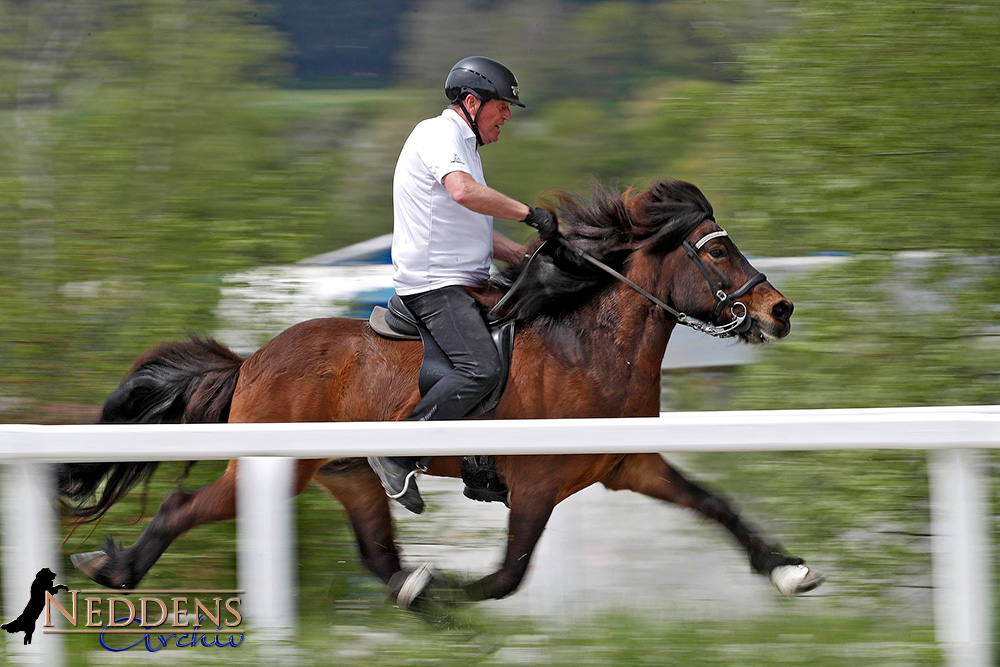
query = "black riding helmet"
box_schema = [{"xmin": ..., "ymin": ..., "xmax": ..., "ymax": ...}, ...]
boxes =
[
  {"xmin": 445, "ymin": 56, "xmax": 525, "ymax": 108},
  {"xmin": 445, "ymin": 56, "xmax": 523, "ymax": 146}
]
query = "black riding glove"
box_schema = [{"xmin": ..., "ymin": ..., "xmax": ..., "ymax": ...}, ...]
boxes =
[{"xmin": 522, "ymin": 206, "xmax": 559, "ymax": 241}]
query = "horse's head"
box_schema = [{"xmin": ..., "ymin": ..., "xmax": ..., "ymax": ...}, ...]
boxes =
[
  {"xmin": 628, "ymin": 181, "xmax": 793, "ymax": 343},
  {"xmin": 666, "ymin": 219, "xmax": 793, "ymax": 343},
  {"xmin": 495, "ymin": 178, "xmax": 792, "ymax": 344}
]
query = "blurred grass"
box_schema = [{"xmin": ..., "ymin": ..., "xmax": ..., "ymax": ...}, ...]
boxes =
[
  {"xmin": 294, "ymin": 612, "xmax": 940, "ymax": 666},
  {"xmin": 21, "ymin": 606, "xmax": 941, "ymax": 665},
  {"xmin": 14, "ymin": 445, "xmax": 979, "ymax": 665}
]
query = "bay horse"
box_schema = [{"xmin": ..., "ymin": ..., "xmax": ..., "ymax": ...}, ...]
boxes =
[{"xmin": 59, "ymin": 179, "xmax": 823, "ymax": 607}]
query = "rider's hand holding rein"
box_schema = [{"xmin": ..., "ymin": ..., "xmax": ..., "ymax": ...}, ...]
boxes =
[{"xmin": 522, "ymin": 206, "xmax": 559, "ymax": 241}]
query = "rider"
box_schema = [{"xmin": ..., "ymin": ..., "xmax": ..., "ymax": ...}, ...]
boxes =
[{"xmin": 368, "ymin": 56, "xmax": 558, "ymax": 514}]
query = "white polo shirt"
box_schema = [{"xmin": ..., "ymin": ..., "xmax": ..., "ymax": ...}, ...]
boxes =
[{"xmin": 391, "ymin": 108, "xmax": 492, "ymax": 295}]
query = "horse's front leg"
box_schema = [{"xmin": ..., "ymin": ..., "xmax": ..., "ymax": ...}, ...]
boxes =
[
  {"xmin": 601, "ymin": 453, "xmax": 824, "ymax": 596},
  {"xmin": 391, "ymin": 482, "xmax": 558, "ymax": 606},
  {"xmin": 73, "ymin": 459, "xmax": 326, "ymax": 589},
  {"xmin": 461, "ymin": 487, "xmax": 557, "ymax": 601}
]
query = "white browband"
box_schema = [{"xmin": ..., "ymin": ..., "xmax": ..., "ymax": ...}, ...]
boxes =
[{"xmin": 694, "ymin": 229, "xmax": 728, "ymax": 250}]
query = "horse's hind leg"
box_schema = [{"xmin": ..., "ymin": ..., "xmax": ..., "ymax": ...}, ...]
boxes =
[
  {"xmin": 313, "ymin": 459, "xmax": 402, "ymax": 584},
  {"xmin": 73, "ymin": 459, "xmax": 326, "ymax": 589},
  {"xmin": 601, "ymin": 453, "xmax": 824, "ymax": 596},
  {"xmin": 73, "ymin": 462, "xmax": 240, "ymax": 589}
]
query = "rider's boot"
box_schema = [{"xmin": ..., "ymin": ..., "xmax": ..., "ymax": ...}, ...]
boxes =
[
  {"xmin": 461, "ymin": 455, "xmax": 510, "ymax": 507},
  {"xmin": 367, "ymin": 457, "xmax": 426, "ymax": 514}
]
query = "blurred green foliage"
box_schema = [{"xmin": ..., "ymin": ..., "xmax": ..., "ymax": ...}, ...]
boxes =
[
  {"xmin": 701, "ymin": 0, "xmax": 1000, "ymax": 411},
  {"xmin": 1, "ymin": 1, "xmax": 995, "ymax": 410},
  {"xmin": 23, "ymin": 609, "xmax": 942, "ymax": 665},
  {"xmin": 697, "ymin": 1, "xmax": 999, "ymax": 598},
  {"xmin": 0, "ymin": 0, "xmax": 777, "ymax": 410},
  {"xmin": 712, "ymin": 0, "xmax": 1000, "ymax": 255}
]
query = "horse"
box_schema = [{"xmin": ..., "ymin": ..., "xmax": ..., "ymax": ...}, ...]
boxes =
[{"xmin": 58, "ymin": 179, "xmax": 823, "ymax": 607}]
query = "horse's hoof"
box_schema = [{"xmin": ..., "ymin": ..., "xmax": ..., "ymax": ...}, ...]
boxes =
[
  {"xmin": 71, "ymin": 550, "xmax": 110, "ymax": 583},
  {"xmin": 770, "ymin": 563, "xmax": 825, "ymax": 596},
  {"xmin": 394, "ymin": 563, "xmax": 435, "ymax": 608}
]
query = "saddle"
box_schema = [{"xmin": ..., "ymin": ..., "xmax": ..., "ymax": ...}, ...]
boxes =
[{"xmin": 369, "ymin": 295, "xmax": 515, "ymax": 418}]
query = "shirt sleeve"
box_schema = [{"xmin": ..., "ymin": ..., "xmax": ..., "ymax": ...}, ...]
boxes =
[{"xmin": 418, "ymin": 122, "xmax": 473, "ymax": 184}]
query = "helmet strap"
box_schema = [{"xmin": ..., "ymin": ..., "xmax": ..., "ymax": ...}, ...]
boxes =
[{"xmin": 456, "ymin": 89, "xmax": 486, "ymax": 147}]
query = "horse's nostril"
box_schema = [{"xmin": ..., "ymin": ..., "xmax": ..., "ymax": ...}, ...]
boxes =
[{"xmin": 772, "ymin": 300, "xmax": 793, "ymax": 324}]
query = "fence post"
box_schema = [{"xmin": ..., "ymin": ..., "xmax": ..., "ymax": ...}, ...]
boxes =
[
  {"xmin": 236, "ymin": 457, "xmax": 297, "ymax": 654},
  {"xmin": 929, "ymin": 448, "xmax": 994, "ymax": 667},
  {"xmin": 0, "ymin": 462, "xmax": 63, "ymax": 666}
]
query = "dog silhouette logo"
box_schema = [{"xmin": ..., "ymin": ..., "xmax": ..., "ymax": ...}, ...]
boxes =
[{"xmin": 2, "ymin": 568, "xmax": 68, "ymax": 645}]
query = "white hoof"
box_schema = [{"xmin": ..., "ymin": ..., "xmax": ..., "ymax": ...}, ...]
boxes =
[
  {"xmin": 71, "ymin": 550, "xmax": 109, "ymax": 580},
  {"xmin": 396, "ymin": 563, "xmax": 434, "ymax": 608},
  {"xmin": 770, "ymin": 564, "xmax": 825, "ymax": 596}
]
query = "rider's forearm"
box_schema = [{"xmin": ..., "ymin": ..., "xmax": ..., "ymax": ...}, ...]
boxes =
[
  {"xmin": 444, "ymin": 171, "xmax": 530, "ymax": 221},
  {"xmin": 492, "ymin": 230, "xmax": 529, "ymax": 264}
]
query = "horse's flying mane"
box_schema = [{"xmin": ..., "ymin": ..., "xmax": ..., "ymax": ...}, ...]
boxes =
[{"xmin": 495, "ymin": 178, "xmax": 715, "ymax": 324}]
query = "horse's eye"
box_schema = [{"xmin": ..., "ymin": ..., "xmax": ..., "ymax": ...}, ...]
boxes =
[{"xmin": 709, "ymin": 247, "xmax": 726, "ymax": 259}]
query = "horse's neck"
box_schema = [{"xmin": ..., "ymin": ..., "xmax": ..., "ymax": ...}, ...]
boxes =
[
  {"xmin": 542, "ymin": 275, "xmax": 676, "ymax": 417},
  {"xmin": 594, "ymin": 280, "xmax": 676, "ymax": 375}
]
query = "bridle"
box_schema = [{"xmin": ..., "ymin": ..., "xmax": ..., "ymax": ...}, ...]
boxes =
[
  {"xmin": 681, "ymin": 229, "xmax": 767, "ymax": 333},
  {"xmin": 490, "ymin": 226, "xmax": 766, "ymax": 338}
]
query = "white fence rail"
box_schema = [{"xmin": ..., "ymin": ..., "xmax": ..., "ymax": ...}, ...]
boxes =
[{"xmin": 1, "ymin": 406, "xmax": 998, "ymax": 665}]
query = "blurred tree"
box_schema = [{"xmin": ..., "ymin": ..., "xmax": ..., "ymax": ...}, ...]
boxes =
[
  {"xmin": 394, "ymin": 0, "xmax": 775, "ymax": 104},
  {"xmin": 700, "ymin": 0, "xmax": 1000, "ymax": 409},
  {"xmin": 710, "ymin": 1, "xmax": 1000, "ymax": 257},
  {"xmin": 268, "ymin": 0, "xmax": 410, "ymax": 86},
  {"xmin": 393, "ymin": 0, "xmax": 567, "ymax": 99},
  {"xmin": 0, "ymin": 0, "xmax": 327, "ymax": 408}
]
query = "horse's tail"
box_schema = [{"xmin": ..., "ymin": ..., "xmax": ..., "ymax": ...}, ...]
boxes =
[{"xmin": 58, "ymin": 335, "xmax": 244, "ymax": 521}]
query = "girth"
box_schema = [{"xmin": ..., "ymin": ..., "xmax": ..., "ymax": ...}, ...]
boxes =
[{"xmin": 369, "ymin": 295, "xmax": 515, "ymax": 418}]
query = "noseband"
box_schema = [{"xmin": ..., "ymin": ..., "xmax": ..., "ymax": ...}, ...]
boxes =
[{"xmin": 557, "ymin": 228, "xmax": 766, "ymax": 339}]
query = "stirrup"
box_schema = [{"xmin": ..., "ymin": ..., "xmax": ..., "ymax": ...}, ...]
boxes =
[{"xmin": 386, "ymin": 463, "xmax": 427, "ymax": 500}]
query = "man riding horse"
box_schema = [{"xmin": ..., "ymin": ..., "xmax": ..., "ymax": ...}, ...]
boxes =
[
  {"xmin": 367, "ymin": 56, "xmax": 558, "ymax": 513},
  {"xmin": 60, "ymin": 58, "xmax": 823, "ymax": 605}
]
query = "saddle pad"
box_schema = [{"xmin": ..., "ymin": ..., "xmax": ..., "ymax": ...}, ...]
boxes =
[{"xmin": 370, "ymin": 306, "xmax": 420, "ymax": 340}]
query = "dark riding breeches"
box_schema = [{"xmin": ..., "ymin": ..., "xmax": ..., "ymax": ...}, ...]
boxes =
[
  {"xmin": 401, "ymin": 285, "xmax": 503, "ymax": 420},
  {"xmin": 391, "ymin": 285, "xmax": 503, "ymax": 468}
]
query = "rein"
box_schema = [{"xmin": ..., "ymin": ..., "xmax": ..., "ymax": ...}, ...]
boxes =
[
  {"xmin": 486, "ymin": 242, "xmax": 549, "ymax": 324},
  {"xmin": 492, "ymin": 231, "xmax": 764, "ymax": 338}
]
